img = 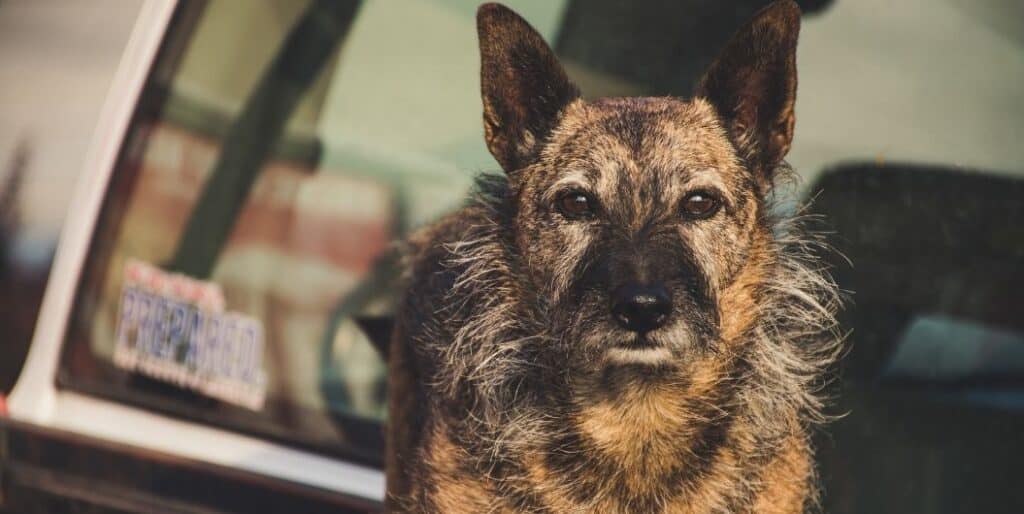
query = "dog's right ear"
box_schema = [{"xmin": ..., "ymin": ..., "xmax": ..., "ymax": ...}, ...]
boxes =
[
  {"xmin": 695, "ymin": 0, "xmax": 801, "ymax": 186},
  {"xmin": 477, "ymin": 3, "xmax": 580, "ymax": 173}
]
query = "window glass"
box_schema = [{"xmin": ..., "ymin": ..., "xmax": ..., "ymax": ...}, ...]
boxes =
[
  {"xmin": 61, "ymin": 0, "xmax": 572, "ymax": 464},
  {"xmin": 61, "ymin": 1, "xmax": 1023, "ymax": 507}
]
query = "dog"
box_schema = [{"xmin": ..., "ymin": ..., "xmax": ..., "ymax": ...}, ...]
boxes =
[{"xmin": 386, "ymin": 1, "xmax": 842, "ymax": 512}]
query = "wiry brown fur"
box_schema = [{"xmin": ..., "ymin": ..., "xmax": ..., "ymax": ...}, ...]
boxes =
[{"xmin": 386, "ymin": 2, "xmax": 842, "ymax": 512}]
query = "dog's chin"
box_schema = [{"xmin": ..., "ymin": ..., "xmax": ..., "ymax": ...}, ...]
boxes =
[{"xmin": 605, "ymin": 345, "xmax": 674, "ymax": 366}]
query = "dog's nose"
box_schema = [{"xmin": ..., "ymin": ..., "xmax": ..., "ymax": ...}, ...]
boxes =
[{"xmin": 611, "ymin": 284, "xmax": 672, "ymax": 333}]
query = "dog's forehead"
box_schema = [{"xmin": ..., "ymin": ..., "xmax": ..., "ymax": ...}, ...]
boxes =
[{"xmin": 543, "ymin": 97, "xmax": 742, "ymax": 187}]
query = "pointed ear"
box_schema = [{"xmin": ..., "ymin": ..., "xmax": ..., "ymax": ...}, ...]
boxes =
[
  {"xmin": 477, "ymin": 3, "xmax": 580, "ymax": 173},
  {"xmin": 695, "ymin": 0, "xmax": 801, "ymax": 183}
]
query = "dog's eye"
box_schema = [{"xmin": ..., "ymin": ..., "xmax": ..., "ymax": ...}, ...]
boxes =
[
  {"xmin": 681, "ymin": 192, "xmax": 721, "ymax": 219},
  {"xmin": 557, "ymin": 192, "xmax": 595, "ymax": 219}
]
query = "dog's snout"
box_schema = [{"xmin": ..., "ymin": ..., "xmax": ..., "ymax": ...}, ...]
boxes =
[{"xmin": 611, "ymin": 284, "xmax": 672, "ymax": 333}]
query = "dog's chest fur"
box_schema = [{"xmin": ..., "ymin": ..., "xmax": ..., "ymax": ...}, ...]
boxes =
[{"xmin": 413, "ymin": 376, "xmax": 811, "ymax": 514}]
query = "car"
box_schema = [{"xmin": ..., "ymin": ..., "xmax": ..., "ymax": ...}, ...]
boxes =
[{"xmin": 2, "ymin": 1, "xmax": 1022, "ymax": 512}]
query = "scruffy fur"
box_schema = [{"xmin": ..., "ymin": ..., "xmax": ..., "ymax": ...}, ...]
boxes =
[{"xmin": 386, "ymin": 2, "xmax": 842, "ymax": 512}]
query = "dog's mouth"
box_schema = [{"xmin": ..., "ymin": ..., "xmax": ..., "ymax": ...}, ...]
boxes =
[
  {"xmin": 597, "ymin": 321, "xmax": 700, "ymax": 367},
  {"xmin": 604, "ymin": 334, "xmax": 672, "ymax": 365},
  {"xmin": 615, "ymin": 333, "xmax": 661, "ymax": 348},
  {"xmin": 605, "ymin": 345, "xmax": 673, "ymax": 366}
]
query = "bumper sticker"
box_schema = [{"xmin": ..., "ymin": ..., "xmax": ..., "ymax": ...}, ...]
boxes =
[{"xmin": 113, "ymin": 259, "xmax": 267, "ymax": 410}]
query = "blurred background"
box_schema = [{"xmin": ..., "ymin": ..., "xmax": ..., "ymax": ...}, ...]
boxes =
[
  {"xmin": 0, "ymin": 1, "xmax": 143, "ymax": 393},
  {"xmin": 0, "ymin": 0, "xmax": 1022, "ymax": 512}
]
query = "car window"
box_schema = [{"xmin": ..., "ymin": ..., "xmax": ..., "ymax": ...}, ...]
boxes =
[
  {"xmin": 60, "ymin": 0, "xmax": 572, "ymax": 465},
  {"xmin": 58, "ymin": 1, "xmax": 1024, "ymax": 508}
]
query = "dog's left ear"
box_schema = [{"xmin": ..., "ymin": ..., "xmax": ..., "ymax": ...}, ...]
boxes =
[
  {"xmin": 695, "ymin": 0, "xmax": 801, "ymax": 184},
  {"xmin": 478, "ymin": 3, "xmax": 580, "ymax": 173}
]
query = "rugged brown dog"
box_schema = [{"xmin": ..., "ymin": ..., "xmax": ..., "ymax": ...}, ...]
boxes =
[{"xmin": 387, "ymin": 1, "xmax": 842, "ymax": 512}]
